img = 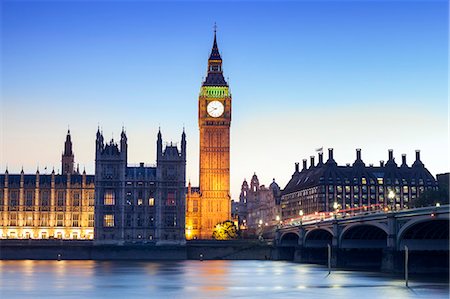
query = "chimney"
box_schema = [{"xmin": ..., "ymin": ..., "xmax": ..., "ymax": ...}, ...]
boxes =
[
  {"xmin": 310, "ymin": 156, "xmax": 315, "ymax": 168},
  {"xmin": 318, "ymin": 152, "xmax": 323, "ymax": 164},
  {"xmin": 380, "ymin": 160, "xmax": 385, "ymax": 167},
  {"xmin": 415, "ymin": 150, "xmax": 420, "ymax": 161},
  {"xmin": 328, "ymin": 148, "xmax": 334, "ymax": 160},
  {"xmin": 356, "ymin": 148, "xmax": 361, "ymax": 160},
  {"xmin": 302, "ymin": 159, "xmax": 307, "ymax": 170},
  {"xmin": 388, "ymin": 149, "xmax": 393, "ymax": 160},
  {"xmin": 295, "ymin": 163, "xmax": 299, "ymax": 172},
  {"xmin": 401, "ymin": 154, "xmax": 407, "ymax": 166}
]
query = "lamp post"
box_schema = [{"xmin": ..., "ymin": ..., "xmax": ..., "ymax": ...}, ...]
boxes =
[
  {"xmin": 388, "ymin": 190, "xmax": 396, "ymax": 211},
  {"xmin": 299, "ymin": 210, "xmax": 304, "ymax": 225}
]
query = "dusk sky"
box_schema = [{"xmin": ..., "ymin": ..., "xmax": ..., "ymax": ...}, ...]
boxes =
[{"xmin": 1, "ymin": 0, "xmax": 448, "ymax": 199}]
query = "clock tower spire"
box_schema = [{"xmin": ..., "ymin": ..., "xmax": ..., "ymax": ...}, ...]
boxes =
[{"xmin": 186, "ymin": 27, "xmax": 232, "ymax": 239}]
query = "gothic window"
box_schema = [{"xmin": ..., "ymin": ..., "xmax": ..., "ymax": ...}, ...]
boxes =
[
  {"xmin": 166, "ymin": 192, "xmax": 176, "ymax": 206},
  {"xmin": 88, "ymin": 214, "xmax": 94, "ymax": 227},
  {"xmin": 103, "ymin": 214, "xmax": 114, "ymax": 227},
  {"xmin": 104, "ymin": 190, "xmax": 115, "ymax": 205},
  {"xmin": 25, "ymin": 213, "xmax": 33, "ymax": 226},
  {"xmin": 56, "ymin": 213, "xmax": 64, "ymax": 226},
  {"xmin": 88, "ymin": 192, "xmax": 95, "ymax": 206},
  {"xmin": 72, "ymin": 213, "xmax": 80, "ymax": 227},
  {"xmin": 40, "ymin": 214, "xmax": 49, "ymax": 226},
  {"xmin": 73, "ymin": 192, "xmax": 80, "ymax": 206},
  {"xmin": 9, "ymin": 213, "xmax": 17, "ymax": 226},
  {"xmin": 148, "ymin": 197, "xmax": 155, "ymax": 206},
  {"xmin": 193, "ymin": 200, "xmax": 199, "ymax": 212},
  {"xmin": 57, "ymin": 191, "xmax": 65, "ymax": 207}
]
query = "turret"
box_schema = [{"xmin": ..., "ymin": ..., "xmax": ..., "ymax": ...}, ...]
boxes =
[
  {"xmin": 181, "ymin": 129, "xmax": 186, "ymax": 159},
  {"xmin": 62, "ymin": 129, "xmax": 75, "ymax": 175},
  {"xmin": 120, "ymin": 127, "xmax": 128, "ymax": 161},
  {"xmin": 157, "ymin": 128, "xmax": 162, "ymax": 161}
]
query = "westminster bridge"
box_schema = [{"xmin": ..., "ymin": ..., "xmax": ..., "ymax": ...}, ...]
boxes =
[{"xmin": 275, "ymin": 205, "xmax": 449, "ymax": 272}]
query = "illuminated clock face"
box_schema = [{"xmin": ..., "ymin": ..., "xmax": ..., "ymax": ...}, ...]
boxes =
[{"xmin": 207, "ymin": 101, "xmax": 224, "ymax": 118}]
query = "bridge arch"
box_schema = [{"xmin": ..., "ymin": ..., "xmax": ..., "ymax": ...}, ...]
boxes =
[
  {"xmin": 397, "ymin": 218, "xmax": 449, "ymax": 250},
  {"xmin": 304, "ymin": 228, "xmax": 333, "ymax": 248},
  {"xmin": 279, "ymin": 232, "xmax": 300, "ymax": 247},
  {"xmin": 340, "ymin": 224, "xmax": 388, "ymax": 248}
]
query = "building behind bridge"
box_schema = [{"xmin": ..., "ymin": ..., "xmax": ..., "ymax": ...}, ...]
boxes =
[{"xmin": 281, "ymin": 148, "xmax": 438, "ymax": 221}]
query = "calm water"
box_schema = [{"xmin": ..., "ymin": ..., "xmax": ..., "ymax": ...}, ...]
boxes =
[{"xmin": 0, "ymin": 260, "xmax": 448, "ymax": 298}]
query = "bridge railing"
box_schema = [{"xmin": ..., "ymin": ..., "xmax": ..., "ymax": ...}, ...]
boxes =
[{"xmin": 281, "ymin": 204, "xmax": 387, "ymax": 227}]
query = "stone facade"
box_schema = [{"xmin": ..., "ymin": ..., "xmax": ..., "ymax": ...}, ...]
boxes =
[
  {"xmin": 94, "ymin": 128, "xmax": 186, "ymax": 244},
  {"xmin": 237, "ymin": 174, "xmax": 281, "ymax": 234},
  {"xmin": 0, "ymin": 131, "xmax": 95, "ymax": 239}
]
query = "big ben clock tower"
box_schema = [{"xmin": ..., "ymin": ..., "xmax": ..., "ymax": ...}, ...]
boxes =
[{"xmin": 186, "ymin": 29, "xmax": 232, "ymax": 239}]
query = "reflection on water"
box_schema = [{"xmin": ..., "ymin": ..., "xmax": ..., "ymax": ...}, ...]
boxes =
[{"xmin": 0, "ymin": 260, "xmax": 448, "ymax": 298}]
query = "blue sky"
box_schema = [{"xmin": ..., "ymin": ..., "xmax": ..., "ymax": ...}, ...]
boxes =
[{"xmin": 1, "ymin": 0, "xmax": 448, "ymax": 198}]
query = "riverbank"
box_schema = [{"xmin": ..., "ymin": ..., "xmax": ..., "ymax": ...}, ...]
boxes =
[{"xmin": 0, "ymin": 239, "xmax": 274, "ymax": 261}]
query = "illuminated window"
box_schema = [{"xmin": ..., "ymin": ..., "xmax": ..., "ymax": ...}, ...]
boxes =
[
  {"xmin": 138, "ymin": 199, "xmax": 143, "ymax": 206},
  {"xmin": 403, "ymin": 186, "xmax": 408, "ymax": 193},
  {"xmin": 40, "ymin": 214, "xmax": 49, "ymax": 226},
  {"xmin": 193, "ymin": 200, "xmax": 199, "ymax": 212},
  {"xmin": 148, "ymin": 197, "xmax": 155, "ymax": 206},
  {"xmin": 72, "ymin": 213, "xmax": 80, "ymax": 227},
  {"xmin": 26, "ymin": 214, "xmax": 33, "ymax": 226},
  {"xmin": 361, "ymin": 178, "xmax": 367, "ymax": 185},
  {"xmin": 9, "ymin": 213, "xmax": 17, "ymax": 226},
  {"xmin": 88, "ymin": 214, "xmax": 94, "ymax": 227},
  {"xmin": 104, "ymin": 190, "xmax": 115, "ymax": 205},
  {"xmin": 57, "ymin": 214, "xmax": 64, "ymax": 226},
  {"xmin": 88, "ymin": 192, "xmax": 95, "ymax": 206},
  {"xmin": 103, "ymin": 214, "xmax": 114, "ymax": 227}
]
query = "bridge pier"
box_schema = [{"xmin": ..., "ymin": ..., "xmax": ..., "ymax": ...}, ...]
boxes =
[{"xmin": 381, "ymin": 249, "xmax": 397, "ymax": 272}]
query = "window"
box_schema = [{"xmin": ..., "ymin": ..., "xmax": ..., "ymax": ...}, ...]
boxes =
[
  {"xmin": 40, "ymin": 214, "xmax": 49, "ymax": 226},
  {"xmin": 166, "ymin": 192, "xmax": 176, "ymax": 206},
  {"xmin": 88, "ymin": 214, "xmax": 94, "ymax": 227},
  {"xmin": 88, "ymin": 192, "xmax": 95, "ymax": 206},
  {"xmin": 72, "ymin": 213, "xmax": 80, "ymax": 227},
  {"xmin": 193, "ymin": 200, "xmax": 199, "ymax": 212},
  {"xmin": 57, "ymin": 192, "xmax": 65, "ymax": 207},
  {"xmin": 25, "ymin": 213, "xmax": 33, "ymax": 226},
  {"xmin": 9, "ymin": 213, "xmax": 17, "ymax": 226},
  {"xmin": 148, "ymin": 197, "xmax": 155, "ymax": 206},
  {"xmin": 57, "ymin": 214, "xmax": 64, "ymax": 226},
  {"xmin": 103, "ymin": 214, "xmax": 114, "ymax": 227},
  {"xmin": 26, "ymin": 191, "xmax": 33, "ymax": 209},
  {"xmin": 73, "ymin": 192, "xmax": 81, "ymax": 206},
  {"xmin": 104, "ymin": 190, "xmax": 115, "ymax": 205},
  {"xmin": 361, "ymin": 178, "xmax": 367, "ymax": 185},
  {"xmin": 137, "ymin": 199, "xmax": 143, "ymax": 206}
]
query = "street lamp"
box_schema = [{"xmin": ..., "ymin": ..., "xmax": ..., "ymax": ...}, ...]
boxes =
[
  {"xmin": 388, "ymin": 190, "xmax": 396, "ymax": 211},
  {"xmin": 333, "ymin": 201, "xmax": 338, "ymax": 210}
]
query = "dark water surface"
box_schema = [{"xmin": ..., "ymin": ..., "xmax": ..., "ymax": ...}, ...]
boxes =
[{"xmin": 0, "ymin": 260, "xmax": 448, "ymax": 298}]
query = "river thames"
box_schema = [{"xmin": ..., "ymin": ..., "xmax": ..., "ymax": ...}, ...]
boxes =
[{"xmin": 0, "ymin": 260, "xmax": 448, "ymax": 298}]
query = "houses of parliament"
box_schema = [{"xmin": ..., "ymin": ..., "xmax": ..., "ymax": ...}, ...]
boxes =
[{"xmin": 0, "ymin": 31, "xmax": 232, "ymax": 241}]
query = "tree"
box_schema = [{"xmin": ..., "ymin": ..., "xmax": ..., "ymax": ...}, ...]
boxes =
[
  {"xmin": 413, "ymin": 188, "xmax": 449, "ymax": 208},
  {"xmin": 212, "ymin": 220, "xmax": 238, "ymax": 240}
]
